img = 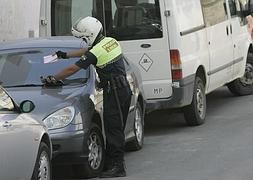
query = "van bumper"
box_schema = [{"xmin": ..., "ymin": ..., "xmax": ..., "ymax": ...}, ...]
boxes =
[{"xmin": 146, "ymin": 74, "xmax": 195, "ymax": 112}]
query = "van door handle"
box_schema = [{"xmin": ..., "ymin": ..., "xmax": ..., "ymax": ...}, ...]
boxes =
[
  {"xmin": 230, "ymin": 24, "xmax": 232, "ymax": 34},
  {"xmin": 2, "ymin": 121, "xmax": 12, "ymax": 128},
  {"xmin": 226, "ymin": 26, "xmax": 229, "ymax": 35},
  {"xmin": 141, "ymin": 44, "xmax": 151, "ymax": 48}
]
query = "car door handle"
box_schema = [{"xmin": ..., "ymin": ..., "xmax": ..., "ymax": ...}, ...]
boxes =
[
  {"xmin": 230, "ymin": 24, "xmax": 232, "ymax": 34},
  {"xmin": 141, "ymin": 44, "xmax": 151, "ymax": 48},
  {"xmin": 226, "ymin": 26, "xmax": 229, "ymax": 36},
  {"xmin": 2, "ymin": 121, "xmax": 12, "ymax": 128}
]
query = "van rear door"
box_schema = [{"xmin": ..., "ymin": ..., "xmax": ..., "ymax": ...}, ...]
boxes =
[{"xmin": 104, "ymin": 0, "xmax": 172, "ymax": 100}]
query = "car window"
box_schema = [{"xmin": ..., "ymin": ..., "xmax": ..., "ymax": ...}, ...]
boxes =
[
  {"xmin": 0, "ymin": 48, "xmax": 89, "ymax": 87},
  {"xmin": 0, "ymin": 88, "xmax": 14, "ymax": 111}
]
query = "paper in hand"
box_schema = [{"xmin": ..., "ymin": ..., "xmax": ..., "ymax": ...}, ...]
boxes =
[{"xmin": 43, "ymin": 55, "xmax": 58, "ymax": 64}]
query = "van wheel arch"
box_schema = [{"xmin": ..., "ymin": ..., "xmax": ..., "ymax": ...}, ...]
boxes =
[
  {"xmin": 227, "ymin": 52, "xmax": 253, "ymax": 96},
  {"xmin": 196, "ymin": 66, "xmax": 206, "ymax": 86}
]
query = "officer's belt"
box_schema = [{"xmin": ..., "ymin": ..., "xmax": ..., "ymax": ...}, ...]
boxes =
[{"xmin": 99, "ymin": 75, "xmax": 128, "ymax": 89}]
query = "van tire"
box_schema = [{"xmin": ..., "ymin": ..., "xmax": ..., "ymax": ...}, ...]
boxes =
[
  {"xmin": 227, "ymin": 54, "xmax": 253, "ymax": 96},
  {"xmin": 183, "ymin": 76, "xmax": 206, "ymax": 126}
]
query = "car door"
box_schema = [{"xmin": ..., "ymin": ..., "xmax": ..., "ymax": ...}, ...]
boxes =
[
  {"xmin": 0, "ymin": 88, "xmax": 37, "ymax": 180},
  {"xmin": 104, "ymin": 0, "xmax": 172, "ymax": 100},
  {"xmin": 0, "ymin": 88, "xmax": 18, "ymax": 180},
  {"xmin": 201, "ymin": 0, "xmax": 234, "ymax": 92}
]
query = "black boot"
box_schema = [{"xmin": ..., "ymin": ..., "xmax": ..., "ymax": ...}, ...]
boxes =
[
  {"xmin": 103, "ymin": 158, "xmax": 113, "ymax": 171},
  {"xmin": 100, "ymin": 161, "xmax": 126, "ymax": 178}
]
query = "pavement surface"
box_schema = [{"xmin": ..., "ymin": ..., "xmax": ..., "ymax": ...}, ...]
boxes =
[{"xmin": 53, "ymin": 86, "xmax": 253, "ymax": 180}]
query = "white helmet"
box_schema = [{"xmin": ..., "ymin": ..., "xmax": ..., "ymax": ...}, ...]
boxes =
[{"xmin": 71, "ymin": 16, "xmax": 103, "ymax": 46}]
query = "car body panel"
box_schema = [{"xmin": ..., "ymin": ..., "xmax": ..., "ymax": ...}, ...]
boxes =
[{"xmin": 0, "ymin": 86, "xmax": 51, "ymax": 180}]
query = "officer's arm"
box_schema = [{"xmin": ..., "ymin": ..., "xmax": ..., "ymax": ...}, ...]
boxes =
[
  {"xmin": 54, "ymin": 52, "xmax": 97, "ymax": 80},
  {"xmin": 54, "ymin": 64, "xmax": 81, "ymax": 80},
  {"xmin": 56, "ymin": 48, "xmax": 88, "ymax": 59},
  {"xmin": 75, "ymin": 52, "xmax": 97, "ymax": 69},
  {"xmin": 66, "ymin": 48, "xmax": 88, "ymax": 58}
]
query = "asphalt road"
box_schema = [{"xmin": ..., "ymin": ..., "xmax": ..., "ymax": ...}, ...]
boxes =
[{"xmin": 53, "ymin": 86, "xmax": 253, "ymax": 180}]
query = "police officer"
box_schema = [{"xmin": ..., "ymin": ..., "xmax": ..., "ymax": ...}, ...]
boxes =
[{"xmin": 42, "ymin": 16, "xmax": 131, "ymax": 178}]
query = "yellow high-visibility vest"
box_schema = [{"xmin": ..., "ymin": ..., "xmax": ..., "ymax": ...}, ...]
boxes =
[{"xmin": 90, "ymin": 37, "xmax": 122, "ymax": 68}]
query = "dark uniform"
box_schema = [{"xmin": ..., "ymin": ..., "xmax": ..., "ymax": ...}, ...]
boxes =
[{"xmin": 75, "ymin": 36, "xmax": 132, "ymax": 171}]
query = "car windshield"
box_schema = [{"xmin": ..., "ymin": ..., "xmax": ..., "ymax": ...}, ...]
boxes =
[{"xmin": 0, "ymin": 47, "xmax": 88, "ymax": 87}]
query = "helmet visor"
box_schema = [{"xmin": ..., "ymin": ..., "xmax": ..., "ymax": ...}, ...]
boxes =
[{"xmin": 72, "ymin": 17, "xmax": 84, "ymax": 34}]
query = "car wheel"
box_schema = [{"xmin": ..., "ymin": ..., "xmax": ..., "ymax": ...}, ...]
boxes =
[
  {"xmin": 227, "ymin": 54, "xmax": 253, "ymax": 96},
  {"xmin": 126, "ymin": 102, "xmax": 144, "ymax": 151},
  {"xmin": 73, "ymin": 123, "xmax": 104, "ymax": 178},
  {"xmin": 31, "ymin": 142, "xmax": 51, "ymax": 180},
  {"xmin": 183, "ymin": 76, "xmax": 206, "ymax": 126}
]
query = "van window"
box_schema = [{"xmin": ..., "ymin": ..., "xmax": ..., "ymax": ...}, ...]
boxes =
[
  {"xmin": 228, "ymin": 0, "xmax": 237, "ymax": 16},
  {"xmin": 228, "ymin": 0, "xmax": 250, "ymax": 25},
  {"xmin": 104, "ymin": 0, "xmax": 163, "ymax": 41},
  {"xmin": 51, "ymin": 0, "xmax": 104, "ymax": 36},
  {"xmin": 201, "ymin": 0, "xmax": 228, "ymax": 27},
  {"xmin": 51, "ymin": 0, "xmax": 162, "ymax": 40}
]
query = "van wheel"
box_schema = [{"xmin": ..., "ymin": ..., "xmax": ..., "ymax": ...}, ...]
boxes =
[
  {"xmin": 227, "ymin": 54, "xmax": 253, "ymax": 96},
  {"xmin": 126, "ymin": 102, "xmax": 144, "ymax": 151},
  {"xmin": 183, "ymin": 76, "xmax": 206, "ymax": 126},
  {"xmin": 31, "ymin": 142, "xmax": 51, "ymax": 180},
  {"xmin": 73, "ymin": 123, "xmax": 104, "ymax": 178}
]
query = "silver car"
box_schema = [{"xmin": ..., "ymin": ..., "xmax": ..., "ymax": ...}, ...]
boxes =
[
  {"xmin": 0, "ymin": 37, "xmax": 145, "ymax": 178},
  {"xmin": 0, "ymin": 86, "xmax": 52, "ymax": 180}
]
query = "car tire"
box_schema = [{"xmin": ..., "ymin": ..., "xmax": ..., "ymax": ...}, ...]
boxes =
[
  {"xmin": 31, "ymin": 142, "xmax": 51, "ymax": 180},
  {"xmin": 126, "ymin": 102, "xmax": 144, "ymax": 151},
  {"xmin": 227, "ymin": 54, "xmax": 253, "ymax": 96},
  {"xmin": 73, "ymin": 123, "xmax": 105, "ymax": 179},
  {"xmin": 183, "ymin": 76, "xmax": 206, "ymax": 126}
]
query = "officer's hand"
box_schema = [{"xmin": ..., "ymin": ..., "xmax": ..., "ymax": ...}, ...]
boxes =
[
  {"xmin": 40, "ymin": 75, "xmax": 63, "ymax": 87},
  {"xmin": 55, "ymin": 51, "xmax": 68, "ymax": 59}
]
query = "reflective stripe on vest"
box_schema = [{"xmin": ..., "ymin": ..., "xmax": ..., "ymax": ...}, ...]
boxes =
[{"xmin": 90, "ymin": 37, "xmax": 122, "ymax": 68}]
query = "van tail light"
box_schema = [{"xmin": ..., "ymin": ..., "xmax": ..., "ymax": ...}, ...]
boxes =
[{"xmin": 170, "ymin": 49, "xmax": 182, "ymax": 81}]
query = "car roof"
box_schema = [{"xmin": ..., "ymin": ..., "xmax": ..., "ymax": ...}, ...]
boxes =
[{"xmin": 0, "ymin": 36, "xmax": 87, "ymax": 51}]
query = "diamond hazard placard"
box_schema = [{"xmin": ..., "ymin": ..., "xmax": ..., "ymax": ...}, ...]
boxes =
[{"xmin": 139, "ymin": 53, "xmax": 153, "ymax": 72}]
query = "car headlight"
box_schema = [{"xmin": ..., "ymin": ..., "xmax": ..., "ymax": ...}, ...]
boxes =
[{"xmin": 44, "ymin": 106, "xmax": 75, "ymax": 130}]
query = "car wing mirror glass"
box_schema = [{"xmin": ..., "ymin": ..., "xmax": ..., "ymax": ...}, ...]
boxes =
[{"xmin": 20, "ymin": 100, "xmax": 35, "ymax": 113}]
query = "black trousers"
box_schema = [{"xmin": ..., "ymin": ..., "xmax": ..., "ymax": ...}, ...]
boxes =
[{"xmin": 103, "ymin": 83, "xmax": 132, "ymax": 163}]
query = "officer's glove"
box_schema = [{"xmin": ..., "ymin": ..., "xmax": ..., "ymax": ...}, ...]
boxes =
[
  {"xmin": 40, "ymin": 75, "xmax": 63, "ymax": 87},
  {"xmin": 55, "ymin": 51, "xmax": 68, "ymax": 59}
]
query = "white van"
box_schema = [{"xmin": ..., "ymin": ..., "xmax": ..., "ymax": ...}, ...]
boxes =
[{"xmin": 1, "ymin": 0, "xmax": 253, "ymax": 126}]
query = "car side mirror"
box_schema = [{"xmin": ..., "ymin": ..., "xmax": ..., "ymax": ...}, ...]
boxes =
[{"xmin": 20, "ymin": 100, "xmax": 35, "ymax": 113}]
